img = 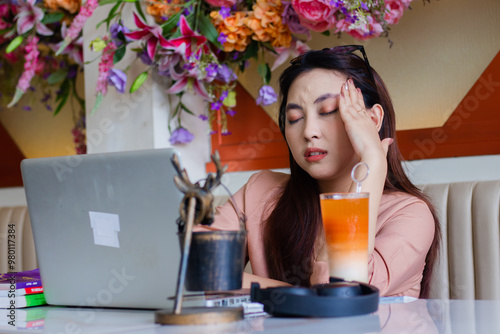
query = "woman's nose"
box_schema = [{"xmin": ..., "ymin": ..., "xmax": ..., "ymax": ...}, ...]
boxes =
[{"xmin": 303, "ymin": 117, "xmax": 321, "ymax": 140}]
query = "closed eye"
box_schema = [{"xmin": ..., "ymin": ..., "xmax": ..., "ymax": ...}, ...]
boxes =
[
  {"xmin": 320, "ymin": 109, "xmax": 338, "ymax": 116},
  {"xmin": 287, "ymin": 117, "xmax": 302, "ymax": 125}
]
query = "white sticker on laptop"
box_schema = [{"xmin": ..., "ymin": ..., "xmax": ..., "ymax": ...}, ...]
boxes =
[{"xmin": 89, "ymin": 211, "xmax": 120, "ymax": 248}]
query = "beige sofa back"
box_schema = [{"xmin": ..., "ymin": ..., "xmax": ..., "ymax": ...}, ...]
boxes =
[
  {"xmin": 1, "ymin": 179, "xmax": 499, "ymax": 300},
  {"xmin": 420, "ymin": 180, "xmax": 500, "ymax": 300},
  {"xmin": 0, "ymin": 206, "xmax": 37, "ymax": 273}
]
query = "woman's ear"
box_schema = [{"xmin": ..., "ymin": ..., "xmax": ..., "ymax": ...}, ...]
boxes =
[{"xmin": 368, "ymin": 104, "xmax": 384, "ymax": 131}]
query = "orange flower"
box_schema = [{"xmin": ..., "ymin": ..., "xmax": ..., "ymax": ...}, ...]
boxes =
[
  {"xmin": 43, "ymin": 0, "xmax": 80, "ymax": 14},
  {"xmin": 246, "ymin": 0, "xmax": 291, "ymax": 48},
  {"xmin": 211, "ymin": 11, "xmax": 253, "ymax": 52},
  {"xmin": 146, "ymin": 0, "xmax": 184, "ymax": 23}
]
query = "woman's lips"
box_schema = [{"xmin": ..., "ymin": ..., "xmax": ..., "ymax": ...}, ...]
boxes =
[{"xmin": 304, "ymin": 148, "xmax": 327, "ymax": 162}]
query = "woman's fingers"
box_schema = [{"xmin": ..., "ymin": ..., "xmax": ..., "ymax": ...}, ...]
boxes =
[{"xmin": 340, "ymin": 78, "xmax": 367, "ymax": 118}]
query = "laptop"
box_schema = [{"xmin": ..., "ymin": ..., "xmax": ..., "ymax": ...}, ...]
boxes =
[{"xmin": 21, "ymin": 148, "xmax": 189, "ymax": 309}]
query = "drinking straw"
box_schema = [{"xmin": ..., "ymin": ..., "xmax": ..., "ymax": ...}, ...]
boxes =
[{"xmin": 351, "ymin": 162, "xmax": 370, "ymax": 193}]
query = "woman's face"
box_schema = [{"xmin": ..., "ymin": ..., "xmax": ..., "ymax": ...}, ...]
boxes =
[{"xmin": 284, "ymin": 68, "xmax": 359, "ymax": 191}]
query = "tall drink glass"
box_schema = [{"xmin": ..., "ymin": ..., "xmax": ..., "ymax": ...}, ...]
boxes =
[{"xmin": 319, "ymin": 192, "xmax": 369, "ymax": 283}]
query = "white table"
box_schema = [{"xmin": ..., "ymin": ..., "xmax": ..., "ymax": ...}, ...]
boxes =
[{"xmin": 3, "ymin": 299, "xmax": 500, "ymax": 333}]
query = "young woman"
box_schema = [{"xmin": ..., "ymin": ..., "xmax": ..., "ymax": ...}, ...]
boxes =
[{"xmin": 206, "ymin": 46, "xmax": 440, "ymax": 298}]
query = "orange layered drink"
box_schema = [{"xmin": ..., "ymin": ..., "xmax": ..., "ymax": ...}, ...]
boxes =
[{"xmin": 319, "ymin": 193, "xmax": 369, "ymax": 283}]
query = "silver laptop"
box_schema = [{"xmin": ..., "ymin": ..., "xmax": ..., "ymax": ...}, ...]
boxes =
[{"xmin": 21, "ymin": 148, "xmax": 186, "ymax": 309}]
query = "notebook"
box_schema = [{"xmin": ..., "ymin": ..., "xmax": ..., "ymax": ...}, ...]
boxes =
[{"xmin": 21, "ymin": 148, "xmax": 235, "ymax": 310}]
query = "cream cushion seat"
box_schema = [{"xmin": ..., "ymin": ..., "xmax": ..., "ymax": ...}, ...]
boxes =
[{"xmin": 420, "ymin": 180, "xmax": 500, "ymax": 300}]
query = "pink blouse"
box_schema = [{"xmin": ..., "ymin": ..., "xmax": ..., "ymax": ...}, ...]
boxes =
[{"xmin": 203, "ymin": 170, "xmax": 435, "ymax": 297}]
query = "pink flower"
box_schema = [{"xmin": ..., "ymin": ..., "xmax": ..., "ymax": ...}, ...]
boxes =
[
  {"xmin": 291, "ymin": 0, "xmax": 337, "ymax": 32},
  {"xmin": 96, "ymin": 40, "xmax": 117, "ymax": 96},
  {"xmin": 204, "ymin": 0, "xmax": 237, "ymax": 7},
  {"xmin": 15, "ymin": 0, "xmax": 52, "ymax": 36},
  {"xmin": 0, "ymin": 4, "xmax": 15, "ymax": 30},
  {"xmin": 51, "ymin": 22, "xmax": 83, "ymax": 65},
  {"xmin": 7, "ymin": 35, "xmax": 39, "ymax": 107},
  {"xmin": 158, "ymin": 15, "xmax": 211, "ymax": 100},
  {"xmin": 159, "ymin": 15, "xmax": 208, "ymax": 61},
  {"xmin": 125, "ymin": 12, "xmax": 166, "ymax": 60},
  {"xmin": 18, "ymin": 36, "xmax": 39, "ymax": 91},
  {"xmin": 338, "ymin": 15, "xmax": 384, "ymax": 40},
  {"xmin": 384, "ymin": 0, "xmax": 407, "ymax": 25},
  {"xmin": 271, "ymin": 40, "xmax": 310, "ymax": 71},
  {"xmin": 56, "ymin": 0, "xmax": 98, "ymax": 55},
  {"xmin": 66, "ymin": 0, "xmax": 98, "ymax": 40}
]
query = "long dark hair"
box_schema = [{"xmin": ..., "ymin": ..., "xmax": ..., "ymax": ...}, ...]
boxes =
[{"xmin": 263, "ymin": 49, "xmax": 441, "ymax": 298}]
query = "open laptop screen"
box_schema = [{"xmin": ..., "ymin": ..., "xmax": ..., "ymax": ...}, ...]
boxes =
[{"xmin": 21, "ymin": 148, "xmax": 184, "ymax": 309}]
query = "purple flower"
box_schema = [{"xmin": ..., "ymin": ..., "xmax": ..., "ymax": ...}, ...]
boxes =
[
  {"xmin": 360, "ymin": 1, "xmax": 369, "ymax": 11},
  {"xmin": 220, "ymin": 6, "xmax": 231, "ymax": 19},
  {"xmin": 221, "ymin": 130, "xmax": 232, "ymax": 136},
  {"xmin": 220, "ymin": 90, "xmax": 228, "ymax": 101},
  {"xmin": 110, "ymin": 23, "xmax": 131, "ymax": 46},
  {"xmin": 211, "ymin": 101, "xmax": 223, "ymax": 111},
  {"xmin": 139, "ymin": 49, "xmax": 153, "ymax": 66},
  {"xmin": 281, "ymin": 1, "xmax": 309, "ymax": 34},
  {"xmin": 169, "ymin": 127, "xmax": 194, "ymax": 145},
  {"xmin": 205, "ymin": 63, "xmax": 218, "ymax": 81},
  {"xmin": 67, "ymin": 65, "xmax": 78, "ymax": 79},
  {"xmin": 256, "ymin": 85, "xmax": 278, "ymax": 106},
  {"xmin": 22, "ymin": 105, "xmax": 32, "ymax": 111},
  {"xmin": 218, "ymin": 32, "xmax": 227, "ymax": 44},
  {"xmin": 216, "ymin": 64, "xmax": 236, "ymax": 83},
  {"xmin": 41, "ymin": 93, "xmax": 51, "ymax": 103},
  {"xmin": 107, "ymin": 68, "xmax": 127, "ymax": 94},
  {"xmin": 226, "ymin": 109, "xmax": 236, "ymax": 117},
  {"xmin": 199, "ymin": 114, "xmax": 208, "ymax": 121}
]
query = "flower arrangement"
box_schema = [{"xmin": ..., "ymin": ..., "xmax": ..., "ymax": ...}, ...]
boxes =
[
  {"xmin": 0, "ymin": 0, "xmax": 87, "ymax": 153},
  {"xmin": 1, "ymin": 0, "xmax": 417, "ymax": 149}
]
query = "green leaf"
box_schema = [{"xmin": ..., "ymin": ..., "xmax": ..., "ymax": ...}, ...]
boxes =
[
  {"xmin": 161, "ymin": 12, "xmax": 182, "ymax": 35},
  {"xmin": 53, "ymin": 79, "xmax": 70, "ymax": 115},
  {"xmin": 98, "ymin": 0, "xmax": 119, "ymax": 5},
  {"xmin": 198, "ymin": 14, "xmax": 222, "ymax": 49},
  {"xmin": 242, "ymin": 41, "xmax": 258, "ymax": 61},
  {"xmin": 130, "ymin": 71, "xmax": 148, "ymax": 93},
  {"xmin": 96, "ymin": 12, "xmax": 119, "ymax": 30},
  {"xmin": 239, "ymin": 61, "xmax": 246, "ymax": 73},
  {"xmin": 53, "ymin": 92, "xmax": 68, "ymax": 116},
  {"xmin": 71, "ymin": 78, "xmax": 85, "ymax": 111},
  {"xmin": 108, "ymin": 1, "xmax": 122, "ymax": 18},
  {"xmin": 41, "ymin": 12, "xmax": 65, "ymax": 24},
  {"xmin": 135, "ymin": 1, "xmax": 147, "ymax": 23},
  {"xmin": 6, "ymin": 36, "xmax": 23, "ymax": 54},
  {"xmin": 56, "ymin": 79, "xmax": 70, "ymax": 102},
  {"xmin": 0, "ymin": 27, "xmax": 13, "ymax": 35},
  {"xmin": 47, "ymin": 69, "xmax": 68, "ymax": 85},
  {"xmin": 91, "ymin": 93, "xmax": 104, "ymax": 115},
  {"xmin": 181, "ymin": 105, "xmax": 194, "ymax": 115},
  {"xmin": 261, "ymin": 42, "xmax": 277, "ymax": 55},
  {"xmin": 258, "ymin": 63, "xmax": 271, "ymax": 85},
  {"xmin": 113, "ymin": 45, "xmax": 126, "ymax": 64},
  {"xmin": 321, "ymin": 30, "xmax": 331, "ymax": 37},
  {"xmin": 106, "ymin": 1, "xmax": 122, "ymax": 29},
  {"xmin": 6, "ymin": 88, "xmax": 24, "ymax": 108}
]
